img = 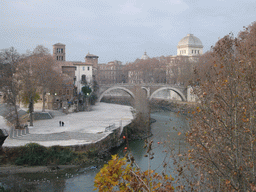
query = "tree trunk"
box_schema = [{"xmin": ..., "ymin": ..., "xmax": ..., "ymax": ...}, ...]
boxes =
[
  {"xmin": 29, "ymin": 96, "xmax": 34, "ymax": 126},
  {"xmin": 42, "ymin": 90, "xmax": 46, "ymax": 112},
  {"xmin": 13, "ymin": 99, "xmax": 21, "ymax": 129}
]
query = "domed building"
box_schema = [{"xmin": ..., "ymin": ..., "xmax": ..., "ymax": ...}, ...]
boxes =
[
  {"xmin": 167, "ymin": 34, "xmax": 203, "ymax": 85},
  {"xmin": 141, "ymin": 51, "xmax": 149, "ymax": 60},
  {"xmin": 177, "ymin": 34, "xmax": 203, "ymax": 56}
]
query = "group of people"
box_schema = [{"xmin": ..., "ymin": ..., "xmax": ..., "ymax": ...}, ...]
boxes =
[{"xmin": 59, "ymin": 121, "xmax": 65, "ymax": 127}]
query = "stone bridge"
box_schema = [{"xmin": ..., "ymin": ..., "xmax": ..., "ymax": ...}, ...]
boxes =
[{"xmin": 98, "ymin": 83, "xmax": 196, "ymax": 102}]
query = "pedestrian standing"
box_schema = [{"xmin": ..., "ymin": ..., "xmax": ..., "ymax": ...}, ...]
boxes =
[
  {"xmin": 62, "ymin": 121, "xmax": 64, "ymax": 126},
  {"xmin": 59, "ymin": 121, "xmax": 61, "ymax": 127}
]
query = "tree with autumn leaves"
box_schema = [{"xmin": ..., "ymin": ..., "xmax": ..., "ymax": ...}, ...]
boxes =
[
  {"xmin": 175, "ymin": 22, "xmax": 256, "ymax": 191},
  {"xmin": 94, "ymin": 140, "xmax": 174, "ymax": 192}
]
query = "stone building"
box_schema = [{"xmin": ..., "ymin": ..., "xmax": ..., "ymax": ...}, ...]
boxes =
[
  {"xmin": 53, "ymin": 43, "xmax": 66, "ymax": 61},
  {"xmin": 176, "ymin": 34, "xmax": 203, "ymax": 56},
  {"xmin": 97, "ymin": 60, "xmax": 124, "ymax": 84},
  {"xmin": 167, "ymin": 34, "xmax": 204, "ymax": 84},
  {"xmin": 45, "ymin": 43, "xmax": 98, "ymax": 109}
]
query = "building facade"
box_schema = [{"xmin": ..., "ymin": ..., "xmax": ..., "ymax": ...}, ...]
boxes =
[
  {"xmin": 46, "ymin": 43, "xmax": 98, "ymax": 109},
  {"xmin": 97, "ymin": 60, "xmax": 124, "ymax": 84}
]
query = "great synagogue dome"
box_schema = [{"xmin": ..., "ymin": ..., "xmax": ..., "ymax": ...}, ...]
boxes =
[{"xmin": 177, "ymin": 34, "xmax": 203, "ymax": 56}]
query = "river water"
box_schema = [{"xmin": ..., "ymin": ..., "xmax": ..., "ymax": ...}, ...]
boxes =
[{"xmin": 0, "ymin": 109, "xmax": 189, "ymax": 191}]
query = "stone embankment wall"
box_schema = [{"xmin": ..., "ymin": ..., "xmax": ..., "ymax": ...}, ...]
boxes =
[
  {"xmin": 150, "ymin": 99, "xmax": 198, "ymax": 115},
  {"xmin": 69, "ymin": 126, "xmax": 126, "ymax": 155}
]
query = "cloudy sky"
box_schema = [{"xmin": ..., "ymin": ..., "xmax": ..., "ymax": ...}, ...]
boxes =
[{"xmin": 1, "ymin": 0, "xmax": 255, "ymax": 63}]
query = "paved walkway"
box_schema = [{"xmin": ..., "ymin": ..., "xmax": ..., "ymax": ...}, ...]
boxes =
[{"xmin": 2, "ymin": 103, "xmax": 133, "ymax": 147}]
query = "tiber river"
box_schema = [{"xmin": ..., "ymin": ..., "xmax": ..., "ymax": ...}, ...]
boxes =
[{"xmin": 0, "ymin": 105, "xmax": 189, "ymax": 191}]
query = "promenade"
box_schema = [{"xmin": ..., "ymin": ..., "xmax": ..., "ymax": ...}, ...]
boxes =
[{"xmin": 2, "ymin": 103, "xmax": 133, "ymax": 147}]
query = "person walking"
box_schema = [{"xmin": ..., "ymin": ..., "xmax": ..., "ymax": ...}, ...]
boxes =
[
  {"xmin": 59, "ymin": 121, "xmax": 61, "ymax": 127},
  {"xmin": 62, "ymin": 121, "xmax": 64, "ymax": 127}
]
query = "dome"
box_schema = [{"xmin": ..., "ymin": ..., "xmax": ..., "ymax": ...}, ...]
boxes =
[
  {"xmin": 177, "ymin": 34, "xmax": 203, "ymax": 48},
  {"xmin": 141, "ymin": 52, "xmax": 149, "ymax": 60}
]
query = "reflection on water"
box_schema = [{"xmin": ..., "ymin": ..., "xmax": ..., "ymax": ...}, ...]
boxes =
[{"xmin": 0, "ymin": 110, "xmax": 189, "ymax": 191}]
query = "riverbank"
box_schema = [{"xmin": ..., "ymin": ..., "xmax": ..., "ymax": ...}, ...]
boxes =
[
  {"xmin": 150, "ymin": 99, "xmax": 198, "ymax": 115},
  {"xmin": 0, "ymin": 164, "xmax": 79, "ymax": 174}
]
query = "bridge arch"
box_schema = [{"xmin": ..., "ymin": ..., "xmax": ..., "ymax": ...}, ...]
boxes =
[
  {"xmin": 141, "ymin": 87, "xmax": 150, "ymax": 98},
  {"xmin": 149, "ymin": 87, "xmax": 186, "ymax": 101},
  {"xmin": 98, "ymin": 86, "xmax": 135, "ymax": 102}
]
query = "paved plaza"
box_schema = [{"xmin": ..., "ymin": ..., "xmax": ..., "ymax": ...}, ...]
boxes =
[{"xmin": 2, "ymin": 103, "xmax": 133, "ymax": 147}]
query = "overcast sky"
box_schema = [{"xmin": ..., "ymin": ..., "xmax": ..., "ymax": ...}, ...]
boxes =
[{"xmin": 1, "ymin": 0, "xmax": 255, "ymax": 64}]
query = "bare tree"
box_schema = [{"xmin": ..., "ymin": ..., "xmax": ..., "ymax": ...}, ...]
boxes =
[
  {"xmin": 18, "ymin": 55, "xmax": 39, "ymax": 126},
  {"xmin": 124, "ymin": 57, "xmax": 168, "ymax": 84},
  {"xmin": 0, "ymin": 47, "xmax": 22, "ymax": 129},
  {"xmin": 32, "ymin": 45, "xmax": 63, "ymax": 112}
]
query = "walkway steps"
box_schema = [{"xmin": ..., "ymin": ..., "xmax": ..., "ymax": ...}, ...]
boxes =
[
  {"xmin": 49, "ymin": 110, "xmax": 66, "ymax": 117},
  {"xmin": 33, "ymin": 112, "xmax": 53, "ymax": 120}
]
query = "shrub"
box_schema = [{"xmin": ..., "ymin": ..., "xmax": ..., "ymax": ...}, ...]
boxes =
[
  {"xmin": 15, "ymin": 143, "xmax": 47, "ymax": 166},
  {"xmin": 47, "ymin": 146, "xmax": 73, "ymax": 165}
]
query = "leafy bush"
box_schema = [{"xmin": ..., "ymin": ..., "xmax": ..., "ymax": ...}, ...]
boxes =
[
  {"xmin": 86, "ymin": 147, "xmax": 98, "ymax": 158},
  {"xmin": 47, "ymin": 146, "xmax": 73, "ymax": 165},
  {"xmin": 15, "ymin": 143, "xmax": 47, "ymax": 166}
]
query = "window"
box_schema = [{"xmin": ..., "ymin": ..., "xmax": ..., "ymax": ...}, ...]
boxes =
[
  {"xmin": 67, "ymin": 90, "xmax": 69, "ymax": 95},
  {"xmin": 192, "ymin": 50, "xmax": 193, "ymax": 54},
  {"xmin": 88, "ymin": 67, "xmax": 90, "ymax": 71},
  {"xmin": 82, "ymin": 75, "xmax": 86, "ymax": 81},
  {"xmin": 61, "ymin": 49, "xmax": 63, "ymax": 53},
  {"xmin": 57, "ymin": 56, "xmax": 58, "ymax": 60},
  {"xmin": 83, "ymin": 66, "xmax": 85, "ymax": 71}
]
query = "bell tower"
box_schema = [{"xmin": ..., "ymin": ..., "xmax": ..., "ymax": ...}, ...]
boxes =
[
  {"xmin": 53, "ymin": 43, "xmax": 66, "ymax": 61},
  {"xmin": 85, "ymin": 52, "xmax": 99, "ymax": 68}
]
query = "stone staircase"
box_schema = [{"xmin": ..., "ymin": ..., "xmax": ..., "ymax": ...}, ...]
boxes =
[
  {"xmin": 33, "ymin": 112, "xmax": 53, "ymax": 120},
  {"xmin": 48, "ymin": 110, "xmax": 66, "ymax": 117}
]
